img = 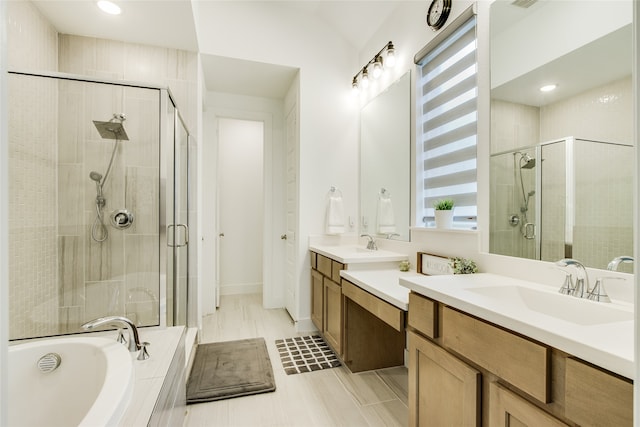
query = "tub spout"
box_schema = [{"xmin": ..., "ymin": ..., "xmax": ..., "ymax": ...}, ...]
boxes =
[{"xmin": 81, "ymin": 316, "xmax": 142, "ymax": 353}]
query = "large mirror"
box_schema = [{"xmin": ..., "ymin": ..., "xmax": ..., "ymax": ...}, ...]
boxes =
[
  {"xmin": 489, "ymin": 0, "xmax": 633, "ymax": 271},
  {"xmin": 360, "ymin": 71, "xmax": 411, "ymax": 241}
]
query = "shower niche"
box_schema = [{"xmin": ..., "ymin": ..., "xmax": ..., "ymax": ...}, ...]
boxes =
[
  {"xmin": 490, "ymin": 137, "xmax": 633, "ymax": 270},
  {"xmin": 7, "ymin": 72, "xmax": 195, "ymax": 340}
]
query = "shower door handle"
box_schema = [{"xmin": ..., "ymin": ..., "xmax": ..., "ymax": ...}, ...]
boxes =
[
  {"xmin": 167, "ymin": 224, "xmax": 175, "ymax": 247},
  {"xmin": 176, "ymin": 224, "xmax": 189, "ymax": 247}
]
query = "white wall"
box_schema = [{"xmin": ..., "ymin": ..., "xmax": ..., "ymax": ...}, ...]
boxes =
[{"xmin": 195, "ymin": 3, "xmax": 359, "ymax": 325}]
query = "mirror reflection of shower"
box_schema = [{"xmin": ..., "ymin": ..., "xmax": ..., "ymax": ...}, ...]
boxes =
[
  {"xmin": 515, "ymin": 151, "xmax": 536, "ymax": 240},
  {"xmin": 90, "ymin": 113, "xmax": 129, "ymax": 242}
]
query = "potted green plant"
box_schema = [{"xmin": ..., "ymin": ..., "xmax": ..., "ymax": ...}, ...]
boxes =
[{"xmin": 433, "ymin": 199, "xmax": 454, "ymax": 229}]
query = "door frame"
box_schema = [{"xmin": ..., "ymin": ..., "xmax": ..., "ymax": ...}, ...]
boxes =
[{"xmin": 205, "ymin": 108, "xmax": 285, "ymax": 312}]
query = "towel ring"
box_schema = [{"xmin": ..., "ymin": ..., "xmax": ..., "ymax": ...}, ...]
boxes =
[
  {"xmin": 380, "ymin": 188, "xmax": 391, "ymax": 198},
  {"xmin": 329, "ymin": 186, "xmax": 343, "ymax": 197}
]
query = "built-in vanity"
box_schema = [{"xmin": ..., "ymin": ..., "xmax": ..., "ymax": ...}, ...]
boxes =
[
  {"xmin": 309, "ymin": 244, "xmax": 412, "ymax": 372},
  {"xmin": 309, "ymin": 242, "xmax": 634, "ymax": 426},
  {"xmin": 401, "ymin": 273, "xmax": 633, "ymax": 427}
]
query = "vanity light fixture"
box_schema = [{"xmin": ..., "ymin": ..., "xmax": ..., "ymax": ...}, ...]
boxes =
[
  {"xmin": 539, "ymin": 84, "xmax": 557, "ymax": 92},
  {"xmin": 97, "ymin": 0, "xmax": 121, "ymax": 15},
  {"xmin": 361, "ymin": 68, "xmax": 370, "ymax": 88},
  {"xmin": 351, "ymin": 41, "xmax": 396, "ymax": 92}
]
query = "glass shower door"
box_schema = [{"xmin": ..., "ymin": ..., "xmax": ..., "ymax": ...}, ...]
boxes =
[{"xmin": 173, "ymin": 116, "xmax": 189, "ymax": 326}]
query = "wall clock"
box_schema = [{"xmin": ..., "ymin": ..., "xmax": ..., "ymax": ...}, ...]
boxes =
[{"xmin": 427, "ymin": 0, "xmax": 452, "ymax": 31}]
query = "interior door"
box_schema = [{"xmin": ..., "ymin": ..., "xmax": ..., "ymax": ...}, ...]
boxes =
[
  {"xmin": 284, "ymin": 104, "xmax": 298, "ymax": 320},
  {"xmin": 217, "ymin": 118, "xmax": 264, "ymax": 299}
]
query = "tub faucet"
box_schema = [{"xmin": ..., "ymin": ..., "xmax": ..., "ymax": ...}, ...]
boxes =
[
  {"xmin": 555, "ymin": 258, "xmax": 590, "ymax": 298},
  {"xmin": 81, "ymin": 316, "xmax": 143, "ymax": 353},
  {"xmin": 360, "ymin": 234, "xmax": 378, "ymax": 250},
  {"xmin": 607, "ymin": 256, "xmax": 634, "ymax": 271}
]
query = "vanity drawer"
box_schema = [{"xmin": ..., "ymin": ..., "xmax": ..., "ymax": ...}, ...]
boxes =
[
  {"xmin": 442, "ymin": 307, "xmax": 550, "ymax": 403},
  {"xmin": 342, "ymin": 280, "xmax": 404, "ymax": 332},
  {"xmin": 310, "ymin": 251, "xmax": 317, "ymax": 269},
  {"xmin": 331, "ymin": 260, "xmax": 344, "ymax": 283},
  {"xmin": 408, "ymin": 292, "xmax": 438, "ymax": 339},
  {"xmin": 317, "ymin": 254, "xmax": 332, "ymax": 277},
  {"xmin": 565, "ymin": 358, "xmax": 632, "ymax": 427}
]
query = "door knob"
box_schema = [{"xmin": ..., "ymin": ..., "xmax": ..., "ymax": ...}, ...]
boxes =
[{"xmin": 281, "ymin": 234, "xmax": 287, "ymax": 240}]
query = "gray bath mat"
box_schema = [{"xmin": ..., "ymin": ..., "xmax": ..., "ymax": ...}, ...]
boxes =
[
  {"xmin": 186, "ymin": 337, "xmax": 275, "ymax": 403},
  {"xmin": 275, "ymin": 335, "xmax": 341, "ymax": 375}
]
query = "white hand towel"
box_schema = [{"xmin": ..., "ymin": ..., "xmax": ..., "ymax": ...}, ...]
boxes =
[
  {"xmin": 326, "ymin": 195, "xmax": 345, "ymax": 234},
  {"xmin": 377, "ymin": 197, "xmax": 396, "ymax": 233}
]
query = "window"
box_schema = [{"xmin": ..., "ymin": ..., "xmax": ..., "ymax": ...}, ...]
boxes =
[{"xmin": 416, "ymin": 14, "xmax": 478, "ymax": 228}]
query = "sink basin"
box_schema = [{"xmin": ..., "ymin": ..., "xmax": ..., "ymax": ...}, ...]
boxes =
[{"xmin": 468, "ymin": 285, "xmax": 633, "ymax": 326}]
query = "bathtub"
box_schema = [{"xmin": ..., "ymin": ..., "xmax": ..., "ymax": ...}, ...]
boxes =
[{"xmin": 8, "ymin": 336, "xmax": 134, "ymax": 427}]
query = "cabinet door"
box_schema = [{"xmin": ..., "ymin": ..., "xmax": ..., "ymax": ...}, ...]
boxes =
[
  {"xmin": 323, "ymin": 278, "xmax": 342, "ymax": 355},
  {"xmin": 489, "ymin": 382, "xmax": 567, "ymax": 427},
  {"xmin": 311, "ymin": 270, "xmax": 323, "ymax": 331},
  {"xmin": 408, "ymin": 330, "xmax": 480, "ymax": 427}
]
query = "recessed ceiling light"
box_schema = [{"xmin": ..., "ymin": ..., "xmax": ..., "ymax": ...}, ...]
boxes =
[
  {"xmin": 539, "ymin": 84, "xmax": 557, "ymax": 92},
  {"xmin": 97, "ymin": 0, "xmax": 121, "ymax": 15}
]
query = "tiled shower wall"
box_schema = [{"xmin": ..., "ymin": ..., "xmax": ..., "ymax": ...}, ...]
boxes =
[
  {"xmin": 7, "ymin": 0, "xmax": 59, "ymax": 339},
  {"xmin": 57, "ymin": 79, "xmax": 161, "ymax": 332},
  {"xmin": 491, "ymin": 77, "xmax": 633, "ymax": 270},
  {"xmin": 7, "ymin": 0, "xmax": 199, "ymax": 339}
]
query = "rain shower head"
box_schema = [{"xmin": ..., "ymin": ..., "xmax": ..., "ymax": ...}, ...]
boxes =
[
  {"xmin": 93, "ymin": 120, "xmax": 129, "ymax": 141},
  {"xmin": 520, "ymin": 153, "xmax": 536, "ymax": 169}
]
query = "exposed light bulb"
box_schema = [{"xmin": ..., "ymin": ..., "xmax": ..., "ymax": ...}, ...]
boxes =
[
  {"xmin": 361, "ymin": 69, "xmax": 370, "ymax": 88},
  {"xmin": 97, "ymin": 0, "xmax": 121, "ymax": 15},
  {"xmin": 539, "ymin": 84, "xmax": 557, "ymax": 92},
  {"xmin": 352, "ymin": 77, "xmax": 359, "ymax": 94},
  {"xmin": 386, "ymin": 43, "xmax": 396, "ymax": 68},
  {"xmin": 372, "ymin": 57, "xmax": 383, "ymax": 79}
]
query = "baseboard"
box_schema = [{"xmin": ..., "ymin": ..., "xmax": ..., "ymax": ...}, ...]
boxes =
[
  {"xmin": 295, "ymin": 318, "xmax": 317, "ymax": 334},
  {"xmin": 220, "ymin": 283, "xmax": 262, "ymax": 295}
]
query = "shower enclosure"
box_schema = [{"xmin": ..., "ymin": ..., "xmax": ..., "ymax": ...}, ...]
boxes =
[
  {"xmin": 490, "ymin": 137, "xmax": 633, "ymax": 270},
  {"xmin": 7, "ymin": 71, "xmax": 196, "ymax": 340}
]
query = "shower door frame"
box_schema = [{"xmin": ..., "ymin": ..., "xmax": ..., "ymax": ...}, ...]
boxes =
[{"xmin": 8, "ymin": 69, "xmax": 190, "ymax": 334}]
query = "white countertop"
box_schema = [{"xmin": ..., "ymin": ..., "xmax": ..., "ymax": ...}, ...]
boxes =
[
  {"xmin": 400, "ymin": 273, "xmax": 634, "ymax": 379},
  {"xmin": 340, "ymin": 269, "xmax": 420, "ymax": 310},
  {"xmin": 310, "ymin": 244, "xmax": 408, "ymax": 264}
]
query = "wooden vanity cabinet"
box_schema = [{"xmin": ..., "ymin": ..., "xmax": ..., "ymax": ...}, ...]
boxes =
[
  {"xmin": 310, "ymin": 252, "xmax": 345, "ymax": 356},
  {"xmin": 407, "ymin": 291, "xmax": 632, "ymax": 427},
  {"xmin": 408, "ymin": 330, "xmax": 480, "ymax": 426},
  {"xmin": 323, "ymin": 277, "xmax": 342, "ymax": 354},
  {"xmin": 309, "ymin": 251, "xmax": 406, "ymax": 372},
  {"xmin": 310, "ymin": 269, "xmax": 323, "ymax": 331},
  {"xmin": 489, "ymin": 382, "xmax": 568, "ymax": 427}
]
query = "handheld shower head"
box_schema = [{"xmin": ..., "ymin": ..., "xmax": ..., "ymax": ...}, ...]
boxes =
[{"xmin": 89, "ymin": 171, "xmax": 103, "ymax": 183}]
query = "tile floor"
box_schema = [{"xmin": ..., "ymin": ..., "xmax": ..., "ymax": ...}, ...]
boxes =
[{"xmin": 183, "ymin": 293, "xmax": 409, "ymax": 427}]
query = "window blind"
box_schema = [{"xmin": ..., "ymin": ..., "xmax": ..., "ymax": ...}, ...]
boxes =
[{"xmin": 417, "ymin": 16, "xmax": 478, "ymax": 228}]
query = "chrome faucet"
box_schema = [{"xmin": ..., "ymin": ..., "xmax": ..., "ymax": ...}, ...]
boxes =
[
  {"xmin": 607, "ymin": 255, "xmax": 634, "ymax": 271},
  {"xmin": 555, "ymin": 258, "xmax": 590, "ymax": 298},
  {"xmin": 82, "ymin": 316, "xmax": 149, "ymax": 359},
  {"xmin": 385, "ymin": 233, "xmax": 400, "ymax": 240},
  {"xmin": 360, "ymin": 234, "xmax": 378, "ymax": 250}
]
